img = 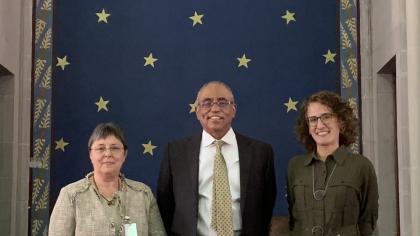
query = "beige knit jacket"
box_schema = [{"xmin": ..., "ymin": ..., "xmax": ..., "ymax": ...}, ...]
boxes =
[{"xmin": 49, "ymin": 173, "xmax": 167, "ymax": 236}]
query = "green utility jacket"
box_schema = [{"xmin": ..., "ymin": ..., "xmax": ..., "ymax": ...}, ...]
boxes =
[{"xmin": 287, "ymin": 146, "xmax": 378, "ymax": 236}]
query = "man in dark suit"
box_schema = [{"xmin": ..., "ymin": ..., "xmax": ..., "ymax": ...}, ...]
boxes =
[{"xmin": 157, "ymin": 81, "xmax": 277, "ymax": 235}]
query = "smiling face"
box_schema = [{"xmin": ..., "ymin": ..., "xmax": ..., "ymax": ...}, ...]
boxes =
[
  {"xmin": 307, "ymin": 102, "xmax": 341, "ymax": 153},
  {"xmin": 195, "ymin": 82, "xmax": 236, "ymax": 140},
  {"xmin": 89, "ymin": 135, "xmax": 127, "ymax": 177}
]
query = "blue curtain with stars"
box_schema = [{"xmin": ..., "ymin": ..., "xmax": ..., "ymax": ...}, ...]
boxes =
[{"xmin": 51, "ymin": 0, "xmax": 340, "ymax": 217}]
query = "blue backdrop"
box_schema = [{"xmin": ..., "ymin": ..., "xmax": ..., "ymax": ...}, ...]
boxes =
[{"xmin": 51, "ymin": 0, "xmax": 339, "ymax": 216}]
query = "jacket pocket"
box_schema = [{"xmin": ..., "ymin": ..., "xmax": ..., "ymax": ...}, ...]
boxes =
[
  {"xmin": 291, "ymin": 179, "xmax": 309, "ymax": 211},
  {"xmin": 329, "ymin": 180, "xmax": 360, "ymax": 210},
  {"xmin": 327, "ymin": 181, "xmax": 361, "ymax": 227}
]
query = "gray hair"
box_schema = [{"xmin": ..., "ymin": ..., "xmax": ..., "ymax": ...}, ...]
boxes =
[
  {"xmin": 88, "ymin": 122, "xmax": 128, "ymax": 149},
  {"xmin": 195, "ymin": 81, "xmax": 235, "ymax": 103}
]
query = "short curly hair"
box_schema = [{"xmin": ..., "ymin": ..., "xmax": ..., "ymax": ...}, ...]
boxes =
[{"xmin": 295, "ymin": 91, "xmax": 358, "ymax": 152}]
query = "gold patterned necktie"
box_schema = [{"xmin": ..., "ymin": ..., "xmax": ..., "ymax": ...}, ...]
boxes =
[{"xmin": 211, "ymin": 140, "xmax": 234, "ymax": 236}]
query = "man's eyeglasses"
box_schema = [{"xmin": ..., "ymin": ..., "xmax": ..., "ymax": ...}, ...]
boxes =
[
  {"xmin": 89, "ymin": 146, "xmax": 124, "ymax": 155},
  {"xmin": 307, "ymin": 113, "xmax": 335, "ymax": 126},
  {"xmin": 197, "ymin": 99, "xmax": 235, "ymax": 110}
]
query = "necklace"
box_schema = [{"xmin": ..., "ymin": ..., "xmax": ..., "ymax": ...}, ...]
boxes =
[
  {"xmin": 92, "ymin": 175, "xmax": 121, "ymax": 205},
  {"xmin": 312, "ymin": 163, "xmax": 337, "ymax": 200}
]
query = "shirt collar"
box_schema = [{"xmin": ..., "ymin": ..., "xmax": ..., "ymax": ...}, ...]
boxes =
[
  {"xmin": 84, "ymin": 172, "xmax": 127, "ymax": 197},
  {"xmin": 202, "ymin": 128, "xmax": 235, "ymax": 147},
  {"xmin": 303, "ymin": 145, "xmax": 348, "ymax": 166}
]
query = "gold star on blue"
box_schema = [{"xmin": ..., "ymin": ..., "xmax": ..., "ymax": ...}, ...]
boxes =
[
  {"xmin": 281, "ymin": 10, "xmax": 296, "ymax": 24},
  {"xmin": 144, "ymin": 53, "xmax": 158, "ymax": 67},
  {"xmin": 95, "ymin": 96, "xmax": 109, "ymax": 112},
  {"xmin": 284, "ymin": 97, "xmax": 298, "ymax": 112},
  {"xmin": 189, "ymin": 102, "xmax": 197, "ymax": 113},
  {"xmin": 237, "ymin": 54, "xmax": 251, "ymax": 68},
  {"xmin": 55, "ymin": 138, "xmax": 69, "ymax": 152},
  {"xmin": 189, "ymin": 11, "xmax": 204, "ymax": 26},
  {"xmin": 142, "ymin": 140, "xmax": 157, "ymax": 156},
  {"xmin": 96, "ymin": 9, "xmax": 111, "ymax": 23},
  {"xmin": 323, "ymin": 50, "xmax": 337, "ymax": 64},
  {"xmin": 56, "ymin": 56, "xmax": 70, "ymax": 70}
]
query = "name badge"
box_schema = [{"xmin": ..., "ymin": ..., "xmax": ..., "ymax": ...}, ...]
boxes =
[{"xmin": 124, "ymin": 223, "xmax": 137, "ymax": 236}]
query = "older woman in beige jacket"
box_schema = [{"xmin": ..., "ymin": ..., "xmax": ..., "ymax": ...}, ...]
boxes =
[{"xmin": 49, "ymin": 122, "xmax": 166, "ymax": 236}]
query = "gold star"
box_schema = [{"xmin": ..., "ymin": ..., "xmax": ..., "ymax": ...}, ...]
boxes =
[
  {"xmin": 189, "ymin": 11, "xmax": 204, "ymax": 26},
  {"xmin": 323, "ymin": 50, "xmax": 337, "ymax": 64},
  {"xmin": 56, "ymin": 56, "xmax": 70, "ymax": 70},
  {"xmin": 142, "ymin": 140, "xmax": 157, "ymax": 156},
  {"xmin": 284, "ymin": 97, "xmax": 298, "ymax": 112},
  {"xmin": 55, "ymin": 138, "xmax": 69, "ymax": 152},
  {"xmin": 96, "ymin": 9, "xmax": 111, "ymax": 23},
  {"xmin": 189, "ymin": 102, "xmax": 197, "ymax": 113},
  {"xmin": 95, "ymin": 96, "xmax": 109, "ymax": 112},
  {"xmin": 144, "ymin": 53, "xmax": 158, "ymax": 67},
  {"xmin": 281, "ymin": 10, "xmax": 296, "ymax": 24},
  {"xmin": 237, "ymin": 54, "xmax": 251, "ymax": 68}
]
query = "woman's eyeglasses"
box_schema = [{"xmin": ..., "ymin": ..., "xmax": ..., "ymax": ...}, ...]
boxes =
[
  {"xmin": 89, "ymin": 146, "xmax": 124, "ymax": 155},
  {"xmin": 307, "ymin": 113, "xmax": 335, "ymax": 127}
]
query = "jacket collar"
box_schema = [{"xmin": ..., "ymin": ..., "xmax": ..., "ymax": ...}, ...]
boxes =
[
  {"xmin": 235, "ymin": 132, "xmax": 253, "ymax": 216},
  {"xmin": 303, "ymin": 145, "xmax": 348, "ymax": 166}
]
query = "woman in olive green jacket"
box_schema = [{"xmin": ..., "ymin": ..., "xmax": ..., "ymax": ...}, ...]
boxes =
[{"xmin": 287, "ymin": 91, "xmax": 378, "ymax": 236}]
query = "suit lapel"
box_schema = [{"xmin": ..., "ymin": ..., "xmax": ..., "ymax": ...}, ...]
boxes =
[
  {"xmin": 236, "ymin": 133, "xmax": 253, "ymax": 217},
  {"xmin": 186, "ymin": 133, "xmax": 201, "ymax": 231}
]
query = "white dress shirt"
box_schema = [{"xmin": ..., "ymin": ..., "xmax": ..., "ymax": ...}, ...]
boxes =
[{"xmin": 197, "ymin": 128, "xmax": 241, "ymax": 236}]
